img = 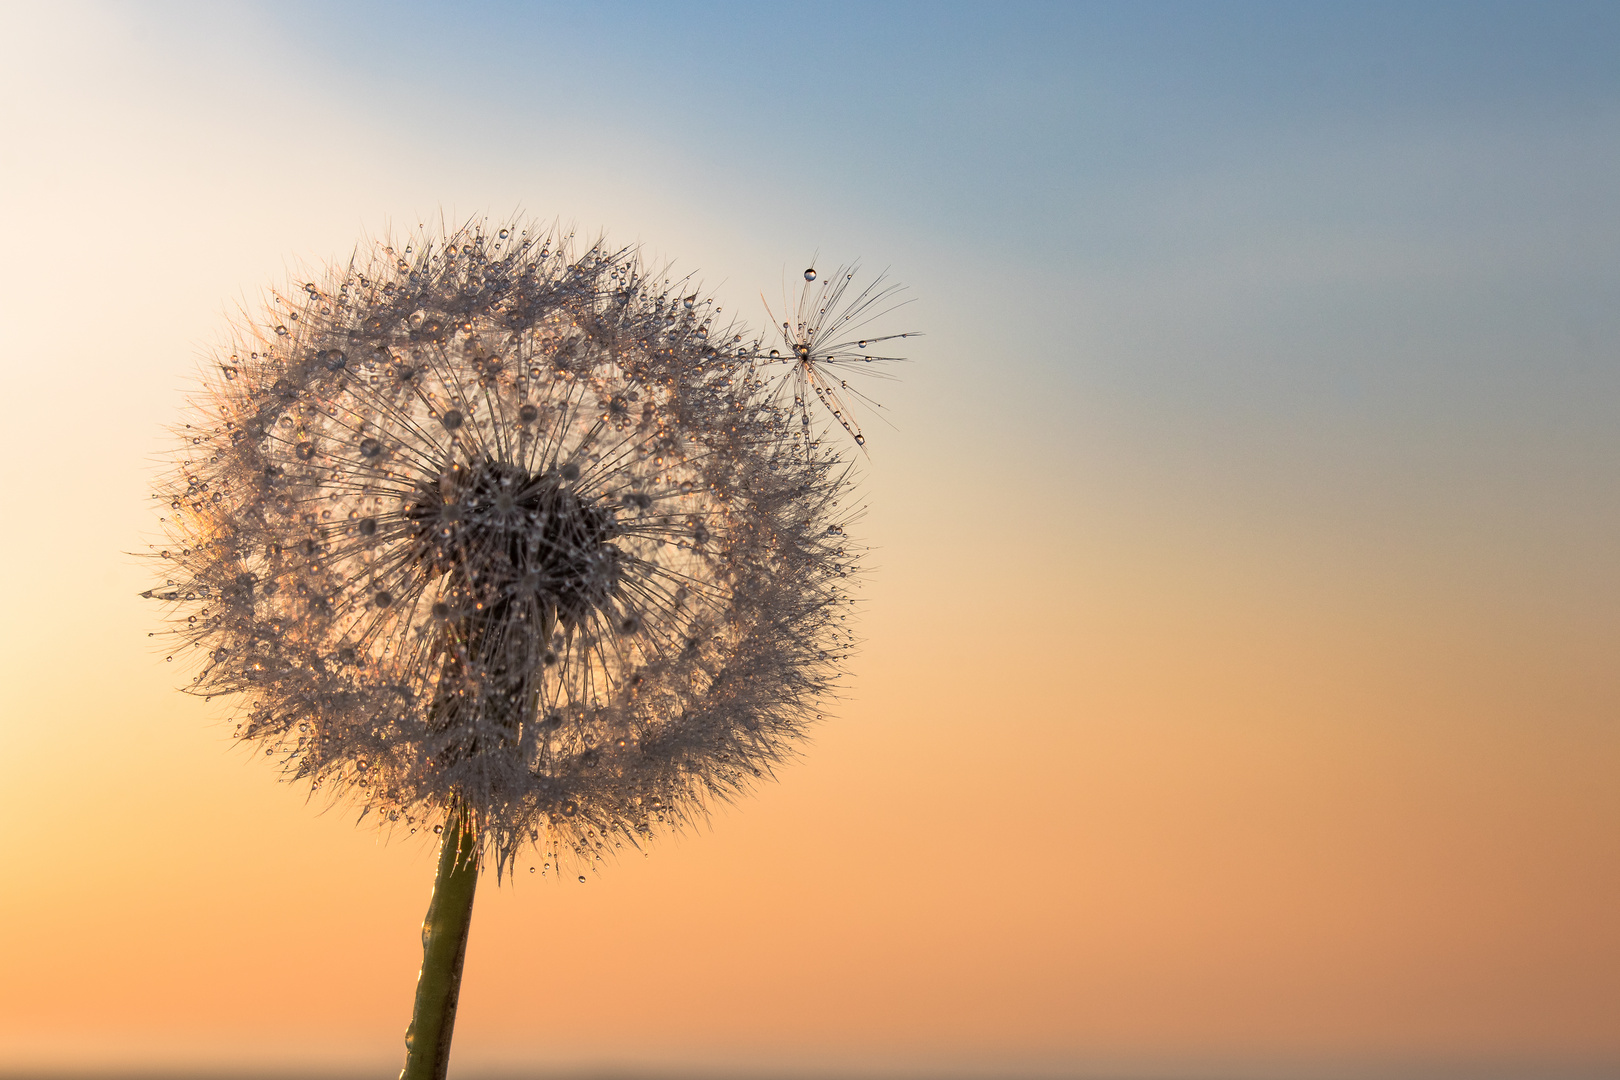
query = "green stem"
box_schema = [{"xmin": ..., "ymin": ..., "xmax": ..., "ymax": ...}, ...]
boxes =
[{"xmin": 400, "ymin": 804, "xmax": 480, "ymax": 1080}]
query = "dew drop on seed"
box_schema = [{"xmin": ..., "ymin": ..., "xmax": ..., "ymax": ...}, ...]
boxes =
[
  {"xmin": 804, "ymin": 268, "xmax": 816, "ymax": 281},
  {"xmin": 855, "ymin": 434, "xmax": 866, "ymax": 445},
  {"xmin": 359, "ymin": 437, "xmax": 382, "ymax": 458},
  {"xmin": 358, "ymin": 517, "xmax": 377, "ymax": 537},
  {"xmin": 374, "ymin": 591, "xmax": 393, "ymax": 608},
  {"xmin": 433, "ymin": 824, "xmax": 443, "ymax": 834},
  {"xmin": 529, "ymin": 866, "xmax": 535, "ymax": 873},
  {"xmin": 857, "ymin": 341, "xmax": 866, "ymax": 349},
  {"xmin": 578, "ymin": 875, "xmax": 587, "ymax": 884},
  {"xmin": 499, "ymin": 228, "xmax": 510, "ymax": 239},
  {"xmin": 518, "ymin": 404, "xmax": 538, "ymax": 423},
  {"xmin": 441, "ymin": 409, "xmax": 464, "ymax": 430}
]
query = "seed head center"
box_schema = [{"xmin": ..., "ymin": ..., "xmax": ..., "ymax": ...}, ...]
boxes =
[{"xmin": 406, "ymin": 457, "xmax": 623, "ymax": 623}]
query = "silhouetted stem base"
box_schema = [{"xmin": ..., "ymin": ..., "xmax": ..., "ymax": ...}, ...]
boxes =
[{"xmin": 400, "ymin": 806, "xmax": 479, "ymax": 1080}]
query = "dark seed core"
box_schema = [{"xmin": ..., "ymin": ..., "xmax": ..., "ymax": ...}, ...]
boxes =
[{"xmin": 405, "ymin": 457, "xmax": 622, "ymax": 623}]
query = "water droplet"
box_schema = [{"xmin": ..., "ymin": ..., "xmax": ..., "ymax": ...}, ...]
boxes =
[
  {"xmin": 577, "ymin": 875, "xmax": 586, "ymax": 884},
  {"xmin": 518, "ymin": 404, "xmax": 538, "ymax": 424},
  {"xmin": 441, "ymin": 409, "xmax": 464, "ymax": 430},
  {"xmin": 295, "ymin": 441, "xmax": 316, "ymax": 460},
  {"xmin": 359, "ymin": 438, "xmax": 382, "ymax": 458},
  {"xmin": 358, "ymin": 517, "xmax": 377, "ymax": 537},
  {"xmin": 374, "ymin": 590, "xmax": 393, "ymax": 608},
  {"xmin": 275, "ymin": 325, "xmax": 289, "ymax": 336},
  {"xmin": 769, "ymin": 349, "xmax": 780, "ymax": 358},
  {"xmin": 857, "ymin": 341, "xmax": 866, "ymax": 349},
  {"xmin": 804, "ymin": 268, "xmax": 817, "ymax": 281},
  {"xmin": 433, "ymin": 824, "xmax": 443, "ymax": 834},
  {"xmin": 854, "ymin": 434, "xmax": 866, "ymax": 446},
  {"xmin": 499, "ymin": 228, "xmax": 510, "ymax": 239},
  {"xmin": 529, "ymin": 866, "xmax": 536, "ymax": 873},
  {"xmin": 560, "ymin": 463, "xmax": 580, "ymax": 482}
]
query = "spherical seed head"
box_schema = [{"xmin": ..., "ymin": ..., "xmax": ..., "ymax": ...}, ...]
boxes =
[{"xmin": 151, "ymin": 220, "xmax": 862, "ymax": 874}]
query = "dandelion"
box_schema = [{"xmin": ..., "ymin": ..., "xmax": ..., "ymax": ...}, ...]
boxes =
[
  {"xmin": 748, "ymin": 262, "xmax": 916, "ymax": 448},
  {"xmin": 148, "ymin": 218, "xmax": 887, "ymax": 1078}
]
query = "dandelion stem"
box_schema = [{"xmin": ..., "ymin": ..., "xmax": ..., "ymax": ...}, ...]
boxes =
[{"xmin": 400, "ymin": 805, "xmax": 479, "ymax": 1080}]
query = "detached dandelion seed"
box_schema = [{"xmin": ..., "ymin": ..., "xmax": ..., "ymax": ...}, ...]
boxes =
[
  {"xmin": 148, "ymin": 218, "xmax": 907, "ymax": 1079},
  {"xmin": 749, "ymin": 263, "xmax": 918, "ymax": 448}
]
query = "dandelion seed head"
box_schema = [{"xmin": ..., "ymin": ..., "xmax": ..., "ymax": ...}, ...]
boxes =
[{"xmin": 151, "ymin": 218, "xmax": 866, "ymax": 875}]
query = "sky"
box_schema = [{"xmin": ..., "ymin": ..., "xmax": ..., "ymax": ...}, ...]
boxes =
[{"xmin": 2, "ymin": 1, "xmax": 1620, "ymax": 1077}]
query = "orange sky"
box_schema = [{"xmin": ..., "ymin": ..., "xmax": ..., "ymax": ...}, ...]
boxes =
[{"xmin": 3, "ymin": 480, "xmax": 1618, "ymax": 1075}]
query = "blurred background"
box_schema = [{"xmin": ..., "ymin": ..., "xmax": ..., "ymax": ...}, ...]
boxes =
[{"xmin": 2, "ymin": 2, "xmax": 1619, "ymax": 1078}]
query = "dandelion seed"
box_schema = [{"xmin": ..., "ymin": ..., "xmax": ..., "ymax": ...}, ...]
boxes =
[{"xmin": 751, "ymin": 263, "xmax": 917, "ymax": 449}]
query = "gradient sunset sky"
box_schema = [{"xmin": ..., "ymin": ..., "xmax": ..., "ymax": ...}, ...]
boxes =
[{"xmin": 3, "ymin": 2, "xmax": 1620, "ymax": 1077}]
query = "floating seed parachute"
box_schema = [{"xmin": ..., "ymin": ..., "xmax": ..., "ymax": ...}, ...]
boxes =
[
  {"xmin": 754, "ymin": 264, "xmax": 914, "ymax": 448},
  {"xmin": 149, "ymin": 220, "xmax": 873, "ymax": 874}
]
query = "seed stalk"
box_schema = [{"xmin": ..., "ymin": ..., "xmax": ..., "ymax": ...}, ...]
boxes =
[{"xmin": 400, "ymin": 804, "xmax": 479, "ymax": 1080}]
